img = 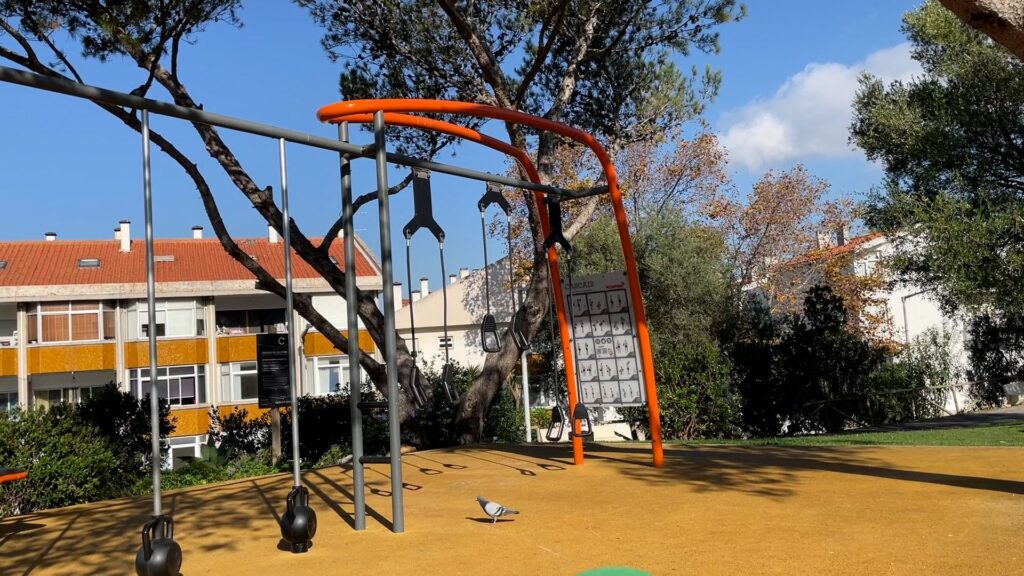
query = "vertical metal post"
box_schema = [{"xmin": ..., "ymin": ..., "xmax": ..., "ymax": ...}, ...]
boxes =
[
  {"xmin": 522, "ymin": 350, "xmax": 531, "ymax": 442},
  {"xmin": 279, "ymin": 138, "xmax": 302, "ymax": 487},
  {"xmin": 374, "ymin": 111, "xmax": 405, "ymax": 533},
  {"xmin": 340, "ymin": 122, "xmax": 367, "ymax": 530},
  {"xmin": 141, "ymin": 110, "xmax": 162, "ymax": 516}
]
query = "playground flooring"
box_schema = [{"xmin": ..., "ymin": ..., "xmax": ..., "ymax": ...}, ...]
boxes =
[{"xmin": 2, "ymin": 442, "xmax": 1023, "ymax": 575}]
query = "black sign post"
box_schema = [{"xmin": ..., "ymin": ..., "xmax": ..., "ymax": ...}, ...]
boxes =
[{"xmin": 258, "ymin": 333, "xmax": 292, "ymax": 408}]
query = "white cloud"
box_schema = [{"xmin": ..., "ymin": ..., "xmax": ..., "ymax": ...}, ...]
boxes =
[{"xmin": 719, "ymin": 43, "xmax": 920, "ymax": 172}]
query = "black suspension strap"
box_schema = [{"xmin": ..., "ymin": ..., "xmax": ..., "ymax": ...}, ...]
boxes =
[
  {"xmin": 543, "ymin": 197, "xmax": 593, "ymax": 439},
  {"xmin": 438, "ymin": 240, "xmax": 458, "ymax": 403},
  {"xmin": 478, "ymin": 190, "xmax": 502, "ymax": 354},
  {"xmin": 400, "ymin": 168, "xmax": 448, "ymax": 409}
]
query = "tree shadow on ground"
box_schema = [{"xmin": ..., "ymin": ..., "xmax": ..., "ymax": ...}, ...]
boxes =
[{"xmin": 491, "ymin": 442, "xmax": 1024, "ymax": 499}]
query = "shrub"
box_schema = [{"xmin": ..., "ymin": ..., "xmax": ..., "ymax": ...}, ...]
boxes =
[
  {"xmin": 77, "ymin": 383, "xmax": 174, "ymax": 479},
  {"xmin": 207, "ymin": 405, "xmax": 271, "ymax": 460},
  {"xmin": 0, "ymin": 405, "xmax": 122, "ymax": 515},
  {"xmin": 530, "ymin": 407, "xmax": 552, "ymax": 431},
  {"xmin": 482, "ymin": 382, "xmax": 524, "ymax": 442}
]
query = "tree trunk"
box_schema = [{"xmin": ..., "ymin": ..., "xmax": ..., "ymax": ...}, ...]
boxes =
[{"xmin": 940, "ymin": 0, "xmax": 1024, "ymax": 60}]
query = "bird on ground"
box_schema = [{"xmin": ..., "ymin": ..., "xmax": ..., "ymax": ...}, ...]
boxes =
[{"xmin": 477, "ymin": 496, "xmax": 518, "ymax": 524}]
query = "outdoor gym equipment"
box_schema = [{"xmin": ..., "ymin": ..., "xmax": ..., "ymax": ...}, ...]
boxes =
[
  {"xmin": 275, "ymin": 140, "xmax": 317, "ymax": 554},
  {"xmin": 545, "ymin": 405, "xmax": 565, "ymax": 442},
  {"xmin": 543, "ymin": 198, "xmax": 594, "ymax": 440},
  {"xmin": 0, "ymin": 67, "xmax": 664, "ymax": 569},
  {"xmin": 0, "ymin": 467, "xmax": 27, "ymax": 485},
  {"xmin": 402, "ymin": 168, "xmax": 452, "ymax": 405},
  {"xmin": 134, "ymin": 110, "xmax": 182, "ymax": 576},
  {"xmin": 478, "ymin": 183, "xmax": 529, "ymax": 350},
  {"xmin": 477, "ymin": 193, "xmax": 502, "ymax": 354},
  {"xmin": 135, "ymin": 515, "xmax": 181, "ymax": 576}
]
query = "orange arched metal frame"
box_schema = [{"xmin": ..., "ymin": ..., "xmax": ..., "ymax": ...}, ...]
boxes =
[{"xmin": 320, "ymin": 101, "xmax": 664, "ymax": 468}]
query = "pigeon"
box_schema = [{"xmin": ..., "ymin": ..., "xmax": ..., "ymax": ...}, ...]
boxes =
[{"xmin": 477, "ymin": 496, "xmax": 518, "ymax": 524}]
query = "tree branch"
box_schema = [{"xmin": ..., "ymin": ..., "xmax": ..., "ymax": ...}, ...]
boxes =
[
  {"xmin": 512, "ymin": 0, "xmax": 569, "ymax": 107},
  {"xmin": 320, "ymin": 171, "xmax": 415, "ymax": 256}
]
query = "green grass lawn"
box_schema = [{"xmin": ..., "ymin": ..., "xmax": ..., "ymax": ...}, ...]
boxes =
[{"xmin": 672, "ymin": 423, "xmax": 1024, "ymax": 447}]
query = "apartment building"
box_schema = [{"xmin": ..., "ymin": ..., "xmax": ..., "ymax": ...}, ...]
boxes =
[{"xmin": 0, "ymin": 221, "xmax": 381, "ymax": 464}]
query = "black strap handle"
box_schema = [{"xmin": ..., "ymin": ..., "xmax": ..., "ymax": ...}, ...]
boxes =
[
  {"xmin": 542, "ymin": 197, "xmax": 571, "ymax": 253},
  {"xmin": 402, "ymin": 168, "xmax": 445, "ymax": 242}
]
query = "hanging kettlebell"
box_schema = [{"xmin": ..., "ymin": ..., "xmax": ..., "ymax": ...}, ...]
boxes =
[
  {"xmin": 280, "ymin": 485, "xmax": 317, "ymax": 553},
  {"xmin": 135, "ymin": 515, "xmax": 182, "ymax": 576}
]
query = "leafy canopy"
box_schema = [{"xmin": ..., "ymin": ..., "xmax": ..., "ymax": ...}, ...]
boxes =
[{"xmin": 851, "ymin": 0, "xmax": 1024, "ymax": 315}]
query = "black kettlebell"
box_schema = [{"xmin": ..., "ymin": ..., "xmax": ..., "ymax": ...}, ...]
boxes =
[
  {"xmin": 280, "ymin": 486, "xmax": 317, "ymax": 553},
  {"xmin": 135, "ymin": 515, "xmax": 182, "ymax": 576}
]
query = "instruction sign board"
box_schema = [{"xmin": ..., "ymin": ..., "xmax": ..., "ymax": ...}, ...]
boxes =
[
  {"xmin": 563, "ymin": 271, "xmax": 646, "ymax": 406},
  {"xmin": 257, "ymin": 333, "xmax": 291, "ymax": 408}
]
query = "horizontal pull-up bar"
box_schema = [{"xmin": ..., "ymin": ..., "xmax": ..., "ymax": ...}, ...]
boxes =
[{"xmin": 0, "ymin": 65, "xmax": 581, "ymax": 198}]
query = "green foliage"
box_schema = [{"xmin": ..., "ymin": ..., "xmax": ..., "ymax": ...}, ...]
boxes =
[
  {"xmin": 733, "ymin": 286, "xmax": 887, "ymax": 435},
  {"xmin": 0, "ymin": 405, "xmax": 122, "ymax": 516},
  {"xmin": 0, "ymin": 388, "xmax": 175, "ymax": 516},
  {"xmin": 966, "ymin": 311, "xmax": 1024, "ymax": 406},
  {"xmin": 850, "ymin": 0, "xmax": 1024, "ymax": 316},
  {"xmin": 482, "ymin": 383, "xmax": 525, "ymax": 443},
  {"xmin": 864, "ymin": 328, "xmax": 959, "ymax": 424},
  {"xmin": 530, "ymin": 407, "xmax": 553, "ymax": 431},
  {"xmin": 314, "ymin": 444, "xmax": 352, "ymax": 469},
  {"xmin": 77, "ymin": 383, "xmax": 174, "ymax": 478},
  {"xmin": 301, "ymin": 0, "xmax": 745, "ymax": 146},
  {"xmin": 575, "ymin": 210, "xmax": 740, "ymax": 440},
  {"xmin": 207, "ymin": 406, "xmax": 271, "ymax": 460}
]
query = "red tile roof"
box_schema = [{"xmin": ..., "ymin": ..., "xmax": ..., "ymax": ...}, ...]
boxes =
[
  {"xmin": 784, "ymin": 232, "xmax": 883, "ymax": 267},
  {"xmin": 0, "ymin": 236, "xmax": 378, "ymax": 287}
]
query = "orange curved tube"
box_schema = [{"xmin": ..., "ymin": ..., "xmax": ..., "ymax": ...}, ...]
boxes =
[
  {"xmin": 321, "ymin": 100, "xmax": 664, "ymax": 468},
  {"xmin": 336, "ymin": 111, "xmax": 585, "ymax": 464}
]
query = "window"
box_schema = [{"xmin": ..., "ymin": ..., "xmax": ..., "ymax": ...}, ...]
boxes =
[
  {"xmin": 0, "ymin": 392, "xmax": 17, "ymax": 411},
  {"xmin": 0, "ymin": 260, "xmax": 6, "ymax": 270},
  {"xmin": 167, "ymin": 435, "xmax": 206, "ymax": 470},
  {"xmin": 132, "ymin": 299, "xmax": 205, "ymax": 339},
  {"xmin": 306, "ymin": 356, "xmax": 359, "ymax": 396},
  {"xmin": 220, "ymin": 362, "xmax": 258, "ymax": 403},
  {"xmin": 77, "ymin": 258, "xmax": 101, "ymax": 268},
  {"xmin": 33, "ymin": 387, "xmax": 77, "ymax": 408},
  {"xmin": 26, "ymin": 301, "xmax": 116, "ymax": 343},
  {"xmin": 216, "ymin": 309, "xmax": 285, "ymax": 335},
  {"xmin": 128, "ymin": 365, "xmax": 207, "ymax": 406},
  {"xmin": 438, "ymin": 335, "xmax": 453, "ymax": 349}
]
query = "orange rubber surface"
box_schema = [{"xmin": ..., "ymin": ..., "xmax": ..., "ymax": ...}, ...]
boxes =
[{"xmin": 2, "ymin": 443, "xmax": 1022, "ymax": 575}]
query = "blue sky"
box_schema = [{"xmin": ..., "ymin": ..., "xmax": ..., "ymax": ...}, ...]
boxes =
[{"xmin": 0, "ymin": 1, "xmax": 921, "ymax": 288}]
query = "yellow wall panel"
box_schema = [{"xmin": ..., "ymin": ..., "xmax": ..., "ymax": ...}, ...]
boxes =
[
  {"xmin": 124, "ymin": 338, "xmax": 209, "ymax": 369},
  {"xmin": 0, "ymin": 348, "xmax": 15, "ymax": 377},
  {"xmin": 168, "ymin": 403, "xmax": 267, "ymax": 438},
  {"xmin": 217, "ymin": 335, "xmax": 256, "ymax": 363},
  {"xmin": 304, "ymin": 331, "xmax": 376, "ymax": 356},
  {"xmin": 27, "ymin": 343, "xmax": 117, "ymax": 374}
]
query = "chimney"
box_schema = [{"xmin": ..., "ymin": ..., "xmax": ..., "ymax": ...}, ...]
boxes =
[
  {"xmin": 119, "ymin": 220, "xmax": 131, "ymax": 252},
  {"xmin": 392, "ymin": 283, "xmax": 403, "ymax": 311},
  {"xmin": 412, "ymin": 290, "xmax": 421, "ymax": 302},
  {"xmin": 114, "ymin": 228, "xmax": 121, "ymax": 241},
  {"xmin": 836, "ymin": 225, "xmax": 848, "ymax": 247},
  {"xmin": 459, "ymin": 267, "xmax": 469, "ymax": 279},
  {"xmin": 449, "ymin": 273, "xmax": 457, "ymax": 285},
  {"xmin": 268, "ymin": 225, "xmax": 279, "ymax": 244},
  {"xmin": 420, "ymin": 276, "xmax": 429, "ymax": 298},
  {"xmin": 192, "ymin": 225, "xmax": 203, "ymax": 239},
  {"xmin": 816, "ymin": 230, "xmax": 833, "ymax": 250},
  {"xmin": 44, "ymin": 232, "xmax": 57, "ymax": 242}
]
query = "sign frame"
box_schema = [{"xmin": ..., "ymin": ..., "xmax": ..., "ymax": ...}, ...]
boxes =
[
  {"xmin": 257, "ymin": 332, "xmax": 292, "ymax": 409},
  {"xmin": 563, "ymin": 270, "xmax": 646, "ymax": 407}
]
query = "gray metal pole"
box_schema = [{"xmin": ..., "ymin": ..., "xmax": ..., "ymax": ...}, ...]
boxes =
[
  {"xmin": 279, "ymin": 139, "xmax": 302, "ymax": 487},
  {"xmin": 374, "ymin": 111, "xmax": 405, "ymax": 533},
  {"xmin": 0, "ymin": 66, "xmax": 577, "ymax": 198},
  {"xmin": 522, "ymin": 350, "xmax": 532, "ymax": 443},
  {"xmin": 141, "ymin": 110, "xmax": 162, "ymax": 516},
  {"xmin": 340, "ymin": 122, "xmax": 367, "ymax": 530}
]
